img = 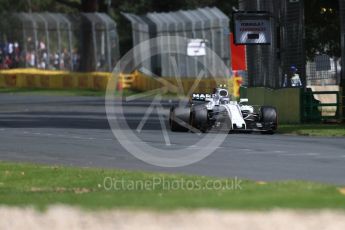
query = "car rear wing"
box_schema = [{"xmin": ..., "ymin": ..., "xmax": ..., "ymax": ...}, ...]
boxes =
[{"xmin": 191, "ymin": 93, "xmax": 213, "ymax": 101}]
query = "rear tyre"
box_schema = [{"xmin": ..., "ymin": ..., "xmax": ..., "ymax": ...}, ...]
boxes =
[
  {"xmin": 260, "ymin": 106, "xmax": 277, "ymax": 134},
  {"xmin": 169, "ymin": 106, "xmax": 191, "ymax": 132},
  {"xmin": 191, "ymin": 105, "xmax": 208, "ymax": 133}
]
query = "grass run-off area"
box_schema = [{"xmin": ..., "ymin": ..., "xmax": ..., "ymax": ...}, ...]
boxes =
[
  {"xmin": 0, "ymin": 88, "xmax": 174, "ymax": 97},
  {"xmin": 0, "ymin": 162, "xmax": 345, "ymax": 211},
  {"xmin": 0, "ymin": 88, "xmax": 107, "ymax": 97},
  {"xmin": 278, "ymin": 124, "xmax": 345, "ymax": 137}
]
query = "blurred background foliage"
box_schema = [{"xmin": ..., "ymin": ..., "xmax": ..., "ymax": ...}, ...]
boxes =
[{"xmin": 0, "ymin": 0, "xmax": 341, "ymax": 59}]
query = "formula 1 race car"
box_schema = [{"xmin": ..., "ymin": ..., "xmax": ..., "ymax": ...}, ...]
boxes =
[{"xmin": 169, "ymin": 86, "xmax": 278, "ymax": 134}]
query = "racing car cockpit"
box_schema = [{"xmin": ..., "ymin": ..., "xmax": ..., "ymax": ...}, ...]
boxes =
[{"xmin": 209, "ymin": 86, "xmax": 230, "ymax": 106}]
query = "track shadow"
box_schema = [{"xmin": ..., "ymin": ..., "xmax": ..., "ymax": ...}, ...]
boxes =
[
  {"xmin": 0, "ymin": 95, "xmax": 171, "ymax": 130},
  {"xmin": 0, "ymin": 111, "xmax": 167, "ymax": 130}
]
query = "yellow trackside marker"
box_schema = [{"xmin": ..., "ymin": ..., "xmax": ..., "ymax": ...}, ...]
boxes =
[
  {"xmin": 338, "ymin": 188, "xmax": 345, "ymax": 195},
  {"xmin": 256, "ymin": 181, "xmax": 267, "ymax": 185}
]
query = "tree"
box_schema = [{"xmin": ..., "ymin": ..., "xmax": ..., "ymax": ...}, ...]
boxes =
[
  {"xmin": 305, "ymin": 0, "xmax": 340, "ymax": 59},
  {"xmin": 55, "ymin": 0, "xmax": 103, "ymax": 71}
]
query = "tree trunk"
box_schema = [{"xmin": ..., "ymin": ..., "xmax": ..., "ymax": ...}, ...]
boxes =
[
  {"xmin": 81, "ymin": 0, "xmax": 98, "ymax": 12},
  {"xmin": 79, "ymin": 0, "xmax": 99, "ymax": 72},
  {"xmin": 79, "ymin": 18, "xmax": 96, "ymax": 72}
]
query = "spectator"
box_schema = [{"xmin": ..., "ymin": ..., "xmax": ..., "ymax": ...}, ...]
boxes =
[
  {"xmin": 72, "ymin": 48, "xmax": 80, "ymax": 71},
  {"xmin": 62, "ymin": 48, "xmax": 71, "ymax": 70},
  {"xmin": 8, "ymin": 42, "xmax": 14, "ymax": 56},
  {"xmin": 14, "ymin": 42, "xmax": 19, "ymax": 54},
  {"xmin": 4, "ymin": 55, "xmax": 13, "ymax": 68},
  {"xmin": 0, "ymin": 38, "xmax": 79, "ymax": 71},
  {"xmin": 26, "ymin": 51, "xmax": 35, "ymax": 67},
  {"xmin": 53, "ymin": 52, "xmax": 60, "ymax": 69},
  {"xmin": 282, "ymin": 74, "xmax": 288, "ymax": 87},
  {"xmin": 290, "ymin": 66, "xmax": 302, "ymax": 87}
]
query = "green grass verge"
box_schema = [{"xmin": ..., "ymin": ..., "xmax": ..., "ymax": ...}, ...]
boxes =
[
  {"xmin": 0, "ymin": 88, "xmax": 142, "ymax": 97},
  {"xmin": 278, "ymin": 124, "xmax": 345, "ymax": 137},
  {"xmin": 0, "ymin": 88, "xmax": 180, "ymax": 98},
  {"xmin": 0, "ymin": 162, "xmax": 345, "ymax": 210},
  {"xmin": 0, "ymin": 88, "xmax": 106, "ymax": 96}
]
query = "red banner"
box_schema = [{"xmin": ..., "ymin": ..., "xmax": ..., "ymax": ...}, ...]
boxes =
[{"xmin": 230, "ymin": 33, "xmax": 247, "ymax": 71}]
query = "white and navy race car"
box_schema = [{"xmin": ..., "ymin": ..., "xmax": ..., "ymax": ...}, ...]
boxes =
[{"xmin": 169, "ymin": 86, "xmax": 277, "ymax": 134}]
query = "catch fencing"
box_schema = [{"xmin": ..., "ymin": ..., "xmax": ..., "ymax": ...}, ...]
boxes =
[
  {"xmin": 306, "ymin": 55, "xmax": 341, "ymax": 86},
  {"xmin": 0, "ymin": 12, "xmax": 119, "ymax": 72},
  {"xmin": 238, "ymin": 0, "xmax": 305, "ymax": 88},
  {"xmin": 123, "ymin": 7, "xmax": 231, "ymax": 78},
  {"xmin": 339, "ymin": 0, "xmax": 345, "ymax": 87}
]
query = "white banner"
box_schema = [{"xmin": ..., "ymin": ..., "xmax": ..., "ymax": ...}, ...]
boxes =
[
  {"xmin": 234, "ymin": 14, "xmax": 272, "ymax": 45},
  {"xmin": 187, "ymin": 39, "xmax": 207, "ymax": 56}
]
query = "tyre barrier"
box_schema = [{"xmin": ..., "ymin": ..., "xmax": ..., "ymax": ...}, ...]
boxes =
[
  {"xmin": 131, "ymin": 70, "xmax": 234, "ymax": 95},
  {"xmin": 0, "ymin": 69, "xmax": 135, "ymax": 90},
  {"xmin": 0, "ymin": 68, "xmax": 232, "ymax": 93}
]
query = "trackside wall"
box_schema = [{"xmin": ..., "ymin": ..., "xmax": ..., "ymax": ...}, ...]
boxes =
[
  {"xmin": 0, "ymin": 69, "xmax": 112, "ymax": 90},
  {"xmin": 131, "ymin": 71, "xmax": 234, "ymax": 95},
  {"xmin": 241, "ymin": 87, "xmax": 301, "ymax": 123}
]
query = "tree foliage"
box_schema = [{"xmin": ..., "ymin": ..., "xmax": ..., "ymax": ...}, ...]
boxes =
[
  {"xmin": 305, "ymin": 0, "xmax": 340, "ymax": 59},
  {"xmin": 0, "ymin": 0, "xmax": 75, "ymax": 13}
]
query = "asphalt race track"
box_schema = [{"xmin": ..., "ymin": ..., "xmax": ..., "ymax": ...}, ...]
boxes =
[{"xmin": 1, "ymin": 94, "xmax": 345, "ymax": 185}]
